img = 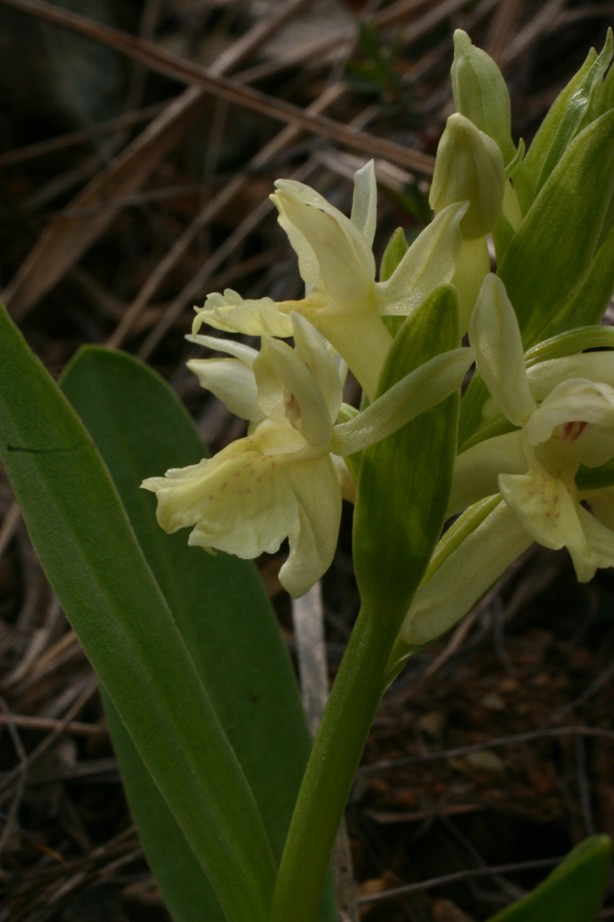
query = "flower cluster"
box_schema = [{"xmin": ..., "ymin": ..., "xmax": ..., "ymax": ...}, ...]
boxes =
[
  {"xmin": 142, "ymin": 144, "xmax": 477, "ymax": 596},
  {"xmin": 144, "ymin": 29, "xmax": 614, "ymax": 658}
]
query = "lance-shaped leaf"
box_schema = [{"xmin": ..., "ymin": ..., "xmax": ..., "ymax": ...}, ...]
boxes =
[
  {"xmin": 499, "ymin": 108, "xmax": 614, "ymax": 348},
  {"xmin": 487, "ymin": 835, "xmax": 613, "ymax": 922},
  {"xmin": 0, "ymin": 305, "xmax": 276, "ymax": 922},
  {"xmin": 555, "ymin": 212, "xmax": 614, "ymax": 332},
  {"xmin": 61, "ymin": 347, "xmax": 324, "ymax": 921},
  {"xmin": 392, "ymin": 496, "xmax": 531, "ymax": 656},
  {"xmin": 514, "ymin": 31, "xmax": 613, "ymax": 212}
]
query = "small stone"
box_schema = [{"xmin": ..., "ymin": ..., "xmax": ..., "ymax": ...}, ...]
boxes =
[
  {"xmin": 451, "ymin": 749, "xmax": 507, "ymax": 782},
  {"xmin": 417, "ymin": 710, "xmax": 446, "ymax": 740},
  {"xmin": 481, "ymin": 692, "xmax": 505, "ymax": 711}
]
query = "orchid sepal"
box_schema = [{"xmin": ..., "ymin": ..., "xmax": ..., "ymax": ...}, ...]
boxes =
[
  {"xmin": 468, "ymin": 273, "xmax": 536, "ymax": 426},
  {"xmin": 376, "ymin": 203, "xmax": 467, "ymax": 315}
]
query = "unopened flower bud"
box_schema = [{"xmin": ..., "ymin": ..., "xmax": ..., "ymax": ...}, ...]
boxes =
[
  {"xmin": 429, "ymin": 113, "xmax": 505, "ymax": 240},
  {"xmin": 451, "ymin": 30, "xmax": 516, "ymax": 165}
]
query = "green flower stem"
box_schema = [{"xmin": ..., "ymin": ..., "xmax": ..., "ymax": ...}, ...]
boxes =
[
  {"xmin": 270, "ymin": 597, "xmax": 396, "ymax": 922},
  {"xmin": 271, "ymin": 288, "xmax": 460, "ymax": 921}
]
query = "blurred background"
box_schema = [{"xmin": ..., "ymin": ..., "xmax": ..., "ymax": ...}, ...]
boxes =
[{"xmin": 1, "ymin": 2, "xmax": 613, "ymax": 920}]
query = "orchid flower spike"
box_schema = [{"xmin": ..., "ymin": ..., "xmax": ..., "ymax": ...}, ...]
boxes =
[
  {"xmin": 142, "ymin": 313, "xmax": 472, "ymax": 597},
  {"xmin": 194, "ymin": 161, "xmax": 466, "ymax": 400}
]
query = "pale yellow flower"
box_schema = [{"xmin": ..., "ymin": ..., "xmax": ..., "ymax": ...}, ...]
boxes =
[
  {"xmin": 194, "ymin": 162, "xmax": 466, "ymax": 399},
  {"xmin": 143, "ymin": 314, "xmax": 472, "ymax": 596}
]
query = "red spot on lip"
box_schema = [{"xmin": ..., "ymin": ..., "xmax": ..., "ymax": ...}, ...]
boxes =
[{"xmin": 562, "ymin": 420, "xmax": 587, "ymax": 441}]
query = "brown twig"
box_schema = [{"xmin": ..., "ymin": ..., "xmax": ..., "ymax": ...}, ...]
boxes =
[{"xmin": 0, "ymin": 0, "xmax": 435, "ymax": 176}]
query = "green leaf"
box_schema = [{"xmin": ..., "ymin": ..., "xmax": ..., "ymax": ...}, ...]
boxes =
[
  {"xmin": 60, "ymin": 347, "xmax": 318, "ymax": 919},
  {"xmin": 514, "ymin": 32, "xmax": 613, "ymax": 212},
  {"xmin": 554, "ymin": 213, "xmax": 614, "ymax": 332},
  {"xmin": 525, "ymin": 325, "xmax": 614, "ymax": 365},
  {"xmin": 499, "ymin": 108, "xmax": 614, "ymax": 349},
  {"xmin": 102, "ymin": 703, "xmax": 222, "ymax": 921},
  {"xmin": 488, "ymin": 835, "xmax": 613, "ymax": 922},
  {"xmin": 0, "ymin": 305, "xmax": 276, "ymax": 922}
]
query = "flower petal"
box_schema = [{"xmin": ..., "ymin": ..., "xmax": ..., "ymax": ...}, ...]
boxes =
[
  {"xmin": 255, "ymin": 336, "xmax": 334, "ymax": 448},
  {"xmin": 527, "ymin": 353, "xmax": 614, "ymax": 402},
  {"xmin": 142, "ymin": 434, "xmax": 298, "ymax": 559},
  {"xmin": 187, "ymin": 356, "xmax": 261, "ymax": 421},
  {"xmin": 188, "ymin": 333, "xmax": 257, "ymax": 363},
  {"xmin": 525, "ymin": 379, "xmax": 614, "ymax": 448},
  {"xmin": 272, "ymin": 183, "xmax": 375, "ymax": 305},
  {"xmin": 378, "ymin": 202, "xmax": 466, "ymax": 315},
  {"xmin": 312, "ymin": 310, "xmax": 392, "ymax": 402},
  {"xmin": 195, "ymin": 290, "xmax": 293, "ymax": 337},
  {"xmin": 573, "ymin": 504, "xmax": 614, "ymax": 580},
  {"xmin": 469, "ymin": 273, "xmax": 536, "ymax": 425},
  {"xmin": 582, "ymin": 485, "xmax": 614, "ymax": 530},
  {"xmin": 280, "ymin": 456, "xmax": 342, "ymax": 596},
  {"xmin": 581, "ymin": 425, "xmax": 614, "ymax": 468},
  {"xmin": 290, "ymin": 313, "xmax": 343, "ymax": 423},
  {"xmin": 449, "ymin": 430, "xmax": 526, "ymax": 515},
  {"xmin": 499, "ymin": 465, "xmax": 589, "ymax": 562},
  {"xmin": 350, "ymin": 160, "xmax": 377, "ymax": 246}
]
